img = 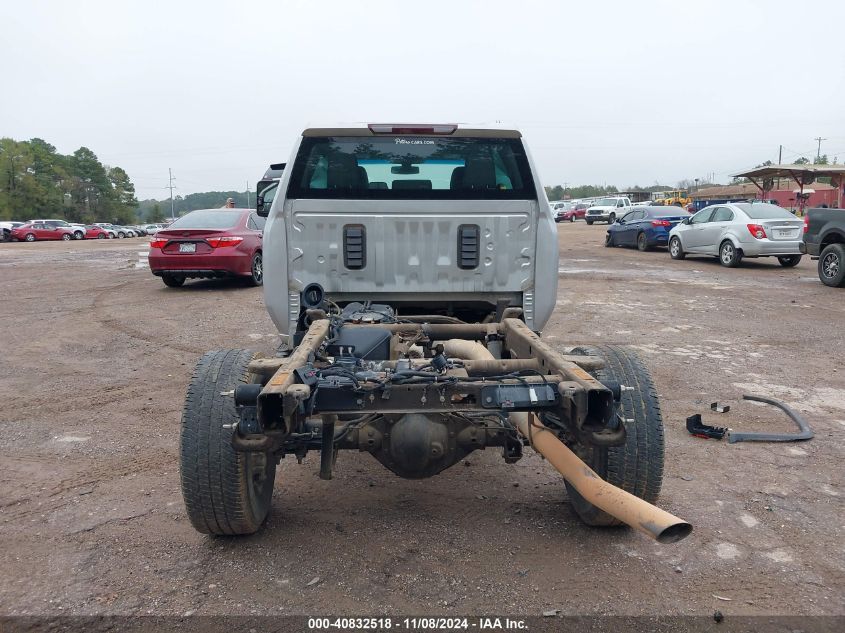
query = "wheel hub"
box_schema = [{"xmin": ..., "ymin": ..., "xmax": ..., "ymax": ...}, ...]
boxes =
[{"xmin": 822, "ymin": 252, "xmax": 839, "ymax": 278}]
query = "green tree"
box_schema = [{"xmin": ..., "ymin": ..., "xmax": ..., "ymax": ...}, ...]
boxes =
[
  {"xmin": 149, "ymin": 203, "xmax": 165, "ymax": 222},
  {"xmin": 137, "ymin": 190, "xmax": 249, "ymax": 218},
  {"xmin": 0, "ymin": 138, "xmax": 33, "ymax": 220},
  {"xmin": 68, "ymin": 147, "xmax": 112, "ymax": 221},
  {"xmin": 813, "ymin": 154, "xmax": 829, "ymax": 165},
  {"xmin": 544, "ymin": 185, "xmax": 564, "ymax": 200},
  {"xmin": 794, "ymin": 157, "xmax": 810, "ymax": 165},
  {"xmin": 0, "ymin": 138, "xmax": 137, "ymax": 223},
  {"xmin": 107, "ymin": 166, "xmax": 138, "ymax": 223}
]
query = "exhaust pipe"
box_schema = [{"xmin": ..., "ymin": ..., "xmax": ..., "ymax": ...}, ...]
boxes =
[
  {"xmin": 442, "ymin": 339, "xmax": 494, "ymax": 360},
  {"xmin": 512, "ymin": 412, "xmax": 692, "ymax": 544},
  {"xmin": 441, "ymin": 339, "xmax": 691, "ymax": 544}
]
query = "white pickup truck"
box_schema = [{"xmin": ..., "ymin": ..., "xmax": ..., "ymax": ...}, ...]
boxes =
[{"xmin": 585, "ymin": 196, "xmax": 632, "ymax": 225}]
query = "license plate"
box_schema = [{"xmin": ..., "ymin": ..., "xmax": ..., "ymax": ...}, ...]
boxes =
[
  {"xmin": 775, "ymin": 229, "xmax": 795, "ymax": 239},
  {"xmin": 179, "ymin": 242, "xmax": 196, "ymax": 253}
]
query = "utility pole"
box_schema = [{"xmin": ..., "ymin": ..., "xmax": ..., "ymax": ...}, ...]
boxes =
[
  {"xmin": 815, "ymin": 137, "xmax": 826, "ymax": 161},
  {"xmin": 168, "ymin": 168, "xmax": 175, "ymax": 221},
  {"xmin": 246, "ymin": 181, "xmax": 250, "ymax": 208},
  {"xmin": 778, "ymin": 145, "xmax": 782, "ymax": 165}
]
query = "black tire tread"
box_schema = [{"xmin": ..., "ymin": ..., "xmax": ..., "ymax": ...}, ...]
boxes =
[
  {"xmin": 180, "ymin": 349, "xmax": 274, "ymax": 535},
  {"xmin": 162, "ymin": 275, "xmax": 185, "ymax": 288},
  {"xmin": 818, "ymin": 244, "xmax": 845, "ymax": 287},
  {"xmin": 566, "ymin": 345, "xmax": 665, "ymax": 526},
  {"xmin": 777, "ymin": 255, "xmax": 801, "ymax": 268},
  {"xmin": 248, "ymin": 251, "xmax": 263, "ymax": 287},
  {"xmin": 719, "ymin": 240, "xmax": 742, "ymax": 267},
  {"xmin": 669, "ymin": 236, "xmax": 685, "ymax": 260}
]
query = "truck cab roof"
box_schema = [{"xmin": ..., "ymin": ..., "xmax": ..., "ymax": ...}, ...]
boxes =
[{"xmin": 301, "ymin": 123, "xmax": 522, "ymax": 138}]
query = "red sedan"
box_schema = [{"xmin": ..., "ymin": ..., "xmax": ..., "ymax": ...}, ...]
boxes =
[
  {"xmin": 148, "ymin": 208, "xmax": 264, "ymax": 288},
  {"xmin": 10, "ymin": 222, "xmax": 75, "ymax": 242},
  {"xmin": 561, "ymin": 203, "xmax": 590, "ymax": 222},
  {"xmin": 85, "ymin": 225, "xmax": 111, "ymax": 239}
]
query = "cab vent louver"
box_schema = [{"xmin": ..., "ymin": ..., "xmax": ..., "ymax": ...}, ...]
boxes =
[
  {"xmin": 457, "ymin": 224, "xmax": 480, "ymax": 270},
  {"xmin": 343, "ymin": 225, "xmax": 366, "ymax": 269}
]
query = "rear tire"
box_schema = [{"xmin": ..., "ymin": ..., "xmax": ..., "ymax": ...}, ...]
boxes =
[
  {"xmin": 74, "ymin": 231, "xmax": 84, "ymax": 240},
  {"xmin": 25, "ymin": 233, "xmax": 36, "ymax": 242},
  {"xmin": 585, "ymin": 220, "xmax": 594, "ymax": 226},
  {"xmin": 777, "ymin": 255, "xmax": 802, "ymax": 268},
  {"xmin": 97, "ymin": 233, "xmax": 106, "ymax": 239},
  {"xmin": 608, "ymin": 213, "xmax": 616, "ymax": 224},
  {"xmin": 61, "ymin": 233, "xmax": 72, "ymax": 241},
  {"xmin": 669, "ymin": 236, "xmax": 685, "ymax": 260},
  {"xmin": 719, "ymin": 240, "xmax": 742, "ymax": 267},
  {"xmin": 605, "ymin": 232, "xmax": 614, "ymax": 248},
  {"xmin": 818, "ymin": 243, "xmax": 845, "ymax": 287},
  {"xmin": 565, "ymin": 345, "xmax": 665, "ymax": 527},
  {"xmin": 570, "ymin": 215, "xmax": 575, "ymax": 223},
  {"xmin": 180, "ymin": 349, "xmax": 276, "ymax": 535},
  {"xmin": 248, "ymin": 252, "xmax": 263, "ymax": 286},
  {"xmin": 637, "ymin": 232, "xmax": 649, "ymax": 252},
  {"xmin": 162, "ymin": 274, "xmax": 185, "ymax": 288}
]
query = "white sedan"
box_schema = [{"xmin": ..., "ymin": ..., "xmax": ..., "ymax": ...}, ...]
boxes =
[{"xmin": 668, "ymin": 202, "xmax": 804, "ymax": 267}]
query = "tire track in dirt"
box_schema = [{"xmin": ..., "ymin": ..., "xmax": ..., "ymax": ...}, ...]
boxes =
[
  {"xmin": 0, "ymin": 384, "xmax": 154, "ymax": 423},
  {"xmin": 93, "ymin": 282, "xmax": 206, "ymax": 355},
  {"xmin": 1, "ymin": 449, "xmax": 175, "ymax": 523}
]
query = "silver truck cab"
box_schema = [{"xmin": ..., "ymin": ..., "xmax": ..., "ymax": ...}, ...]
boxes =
[{"xmin": 261, "ymin": 123, "xmax": 559, "ymax": 340}]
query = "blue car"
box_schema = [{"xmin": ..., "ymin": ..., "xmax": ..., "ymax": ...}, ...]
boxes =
[{"xmin": 605, "ymin": 206, "xmax": 691, "ymax": 251}]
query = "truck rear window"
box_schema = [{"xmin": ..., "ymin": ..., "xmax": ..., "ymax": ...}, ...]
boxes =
[{"xmin": 288, "ymin": 136, "xmax": 536, "ymax": 200}]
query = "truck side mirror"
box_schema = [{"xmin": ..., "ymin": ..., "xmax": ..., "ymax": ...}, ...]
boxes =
[{"xmin": 256, "ymin": 195, "xmax": 267, "ymax": 217}]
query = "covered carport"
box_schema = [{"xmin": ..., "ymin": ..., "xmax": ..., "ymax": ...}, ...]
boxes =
[{"xmin": 733, "ymin": 164, "xmax": 845, "ymax": 213}]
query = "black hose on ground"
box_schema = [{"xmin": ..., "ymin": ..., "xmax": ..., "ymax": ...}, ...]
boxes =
[{"xmin": 728, "ymin": 395, "xmax": 814, "ymax": 443}]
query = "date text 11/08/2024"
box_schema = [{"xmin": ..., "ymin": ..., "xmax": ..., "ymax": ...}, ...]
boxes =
[{"xmin": 307, "ymin": 617, "xmax": 528, "ymax": 630}]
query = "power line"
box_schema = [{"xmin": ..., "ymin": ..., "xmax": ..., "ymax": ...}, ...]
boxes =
[
  {"xmin": 815, "ymin": 137, "xmax": 827, "ymax": 160},
  {"xmin": 168, "ymin": 168, "xmax": 176, "ymax": 221}
]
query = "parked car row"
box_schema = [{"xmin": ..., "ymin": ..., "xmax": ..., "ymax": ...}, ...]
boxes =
[
  {"xmin": 594, "ymin": 202, "xmax": 845, "ymax": 288},
  {"xmin": 1, "ymin": 220, "xmax": 170, "ymax": 242},
  {"xmin": 93, "ymin": 223, "xmax": 169, "ymax": 238}
]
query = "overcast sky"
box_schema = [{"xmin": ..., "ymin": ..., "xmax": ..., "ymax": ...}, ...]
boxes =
[{"xmin": 2, "ymin": 0, "xmax": 844, "ymax": 199}]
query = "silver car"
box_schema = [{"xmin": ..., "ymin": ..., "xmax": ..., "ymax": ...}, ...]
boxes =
[{"xmin": 668, "ymin": 202, "xmax": 804, "ymax": 267}]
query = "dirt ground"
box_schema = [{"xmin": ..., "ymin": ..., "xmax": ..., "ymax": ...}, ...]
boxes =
[{"xmin": 0, "ymin": 224, "xmax": 843, "ymax": 619}]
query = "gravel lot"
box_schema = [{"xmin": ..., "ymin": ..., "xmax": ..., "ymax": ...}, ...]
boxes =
[{"xmin": 0, "ymin": 224, "xmax": 843, "ymax": 618}]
